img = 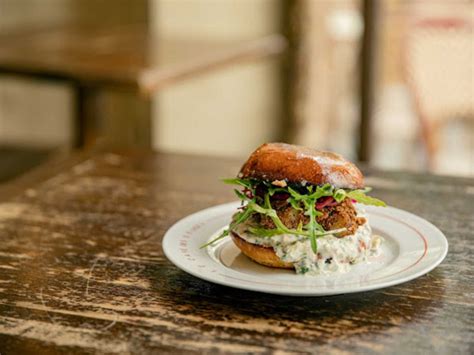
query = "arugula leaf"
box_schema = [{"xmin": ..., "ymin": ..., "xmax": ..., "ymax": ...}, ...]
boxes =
[
  {"xmin": 289, "ymin": 197, "xmax": 303, "ymax": 211},
  {"xmin": 222, "ymin": 178, "xmax": 254, "ymax": 189},
  {"xmin": 233, "ymin": 189, "xmax": 247, "ymax": 200},
  {"xmin": 333, "ymin": 189, "xmax": 347, "ymax": 203},
  {"xmin": 200, "ymin": 228, "xmax": 229, "ymax": 249},
  {"xmin": 288, "ymin": 185, "xmax": 332, "ymax": 252},
  {"xmin": 202, "ymin": 177, "xmax": 386, "ymax": 249},
  {"xmin": 316, "ymin": 183, "xmax": 333, "ymax": 195},
  {"xmin": 296, "ymin": 220, "xmax": 304, "ymax": 233},
  {"xmin": 232, "ymin": 205, "xmax": 255, "ymax": 225},
  {"xmin": 267, "ymin": 185, "xmax": 288, "ymax": 196},
  {"xmin": 347, "ymin": 190, "xmax": 386, "ymax": 207},
  {"xmin": 200, "ymin": 205, "xmax": 254, "ymax": 249}
]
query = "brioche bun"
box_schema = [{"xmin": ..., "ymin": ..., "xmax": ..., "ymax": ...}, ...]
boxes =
[
  {"xmin": 239, "ymin": 142, "xmax": 364, "ymax": 189},
  {"xmin": 230, "ymin": 231, "xmax": 293, "ymax": 269}
]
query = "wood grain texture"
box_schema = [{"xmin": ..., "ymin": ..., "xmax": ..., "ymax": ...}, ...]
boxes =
[{"xmin": 0, "ymin": 151, "xmax": 472, "ymax": 354}]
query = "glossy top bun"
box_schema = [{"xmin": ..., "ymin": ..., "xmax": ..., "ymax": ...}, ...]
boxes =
[{"xmin": 239, "ymin": 142, "xmax": 364, "ymax": 189}]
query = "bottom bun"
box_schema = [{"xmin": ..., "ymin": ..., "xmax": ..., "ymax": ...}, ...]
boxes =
[{"xmin": 230, "ymin": 231, "xmax": 294, "ymax": 269}]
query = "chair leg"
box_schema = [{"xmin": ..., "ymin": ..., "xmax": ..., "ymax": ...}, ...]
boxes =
[
  {"xmin": 74, "ymin": 83, "xmax": 152, "ymax": 150},
  {"xmin": 73, "ymin": 84, "xmax": 100, "ymax": 149},
  {"xmin": 419, "ymin": 113, "xmax": 439, "ymax": 170}
]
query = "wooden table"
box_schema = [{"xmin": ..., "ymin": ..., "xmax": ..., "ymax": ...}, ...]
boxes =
[
  {"xmin": 0, "ymin": 26, "xmax": 286, "ymax": 147},
  {"xmin": 0, "ymin": 150, "xmax": 472, "ymax": 353}
]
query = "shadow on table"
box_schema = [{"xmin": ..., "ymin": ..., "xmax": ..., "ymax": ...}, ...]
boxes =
[{"xmin": 147, "ymin": 265, "xmax": 446, "ymax": 345}]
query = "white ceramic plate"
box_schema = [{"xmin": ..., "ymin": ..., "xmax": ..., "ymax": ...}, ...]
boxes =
[{"xmin": 163, "ymin": 202, "xmax": 448, "ymax": 296}]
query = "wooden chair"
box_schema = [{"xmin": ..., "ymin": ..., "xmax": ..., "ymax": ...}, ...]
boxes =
[
  {"xmin": 403, "ymin": 17, "xmax": 473, "ymax": 170},
  {"xmin": 0, "ymin": 26, "xmax": 286, "ymax": 149}
]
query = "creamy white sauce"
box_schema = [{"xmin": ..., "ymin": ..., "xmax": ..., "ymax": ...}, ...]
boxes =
[{"xmin": 232, "ymin": 210, "xmax": 382, "ymax": 275}]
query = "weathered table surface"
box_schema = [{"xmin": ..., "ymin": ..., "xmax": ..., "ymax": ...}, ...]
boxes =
[{"xmin": 0, "ymin": 151, "xmax": 472, "ymax": 354}]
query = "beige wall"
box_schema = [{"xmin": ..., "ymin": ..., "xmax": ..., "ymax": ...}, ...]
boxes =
[
  {"xmin": 152, "ymin": 0, "xmax": 281, "ymax": 40},
  {"xmin": 0, "ymin": 0, "xmax": 71, "ymax": 32},
  {"xmin": 0, "ymin": 0, "xmax": 72, "ymax": 147},
  {"xmin": 151, "ymin": 0, "xmax": 283, "ymax": 157},
  {"xmin": 0, "ymin": 0, "xmax": 147, "ymax": 148},
  {"xmin": 0, "ymin": 76, "xmax": 73, "ymax": 147}
]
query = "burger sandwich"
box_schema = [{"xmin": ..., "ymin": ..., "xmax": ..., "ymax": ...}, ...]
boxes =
[{"xmin": 202, "ymin": 143, "xmax": 386, "ymax": 275}]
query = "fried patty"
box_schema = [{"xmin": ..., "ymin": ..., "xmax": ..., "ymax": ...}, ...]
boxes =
[{"xmin": 256, "ymin": 198, "xmax": 365, "ymax": 237}]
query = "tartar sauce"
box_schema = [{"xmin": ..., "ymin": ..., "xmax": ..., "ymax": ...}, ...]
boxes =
[{"xmin": 232, "ymin": 211, "xmax": 382, "ymax": 275}]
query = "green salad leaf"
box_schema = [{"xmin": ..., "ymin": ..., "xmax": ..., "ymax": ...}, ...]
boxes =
[
  {"xmin": 347, "ymin": 189, "xmax": 386, "ymax": 207},
  {"xmin": 200, "ymin": 178, "xmax": 386, "ymax": 251}
]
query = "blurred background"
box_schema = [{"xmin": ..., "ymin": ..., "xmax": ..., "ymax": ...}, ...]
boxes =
[{"xmin": 0, "ymin": 0, "xmax": 472, "ymax": 183}]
